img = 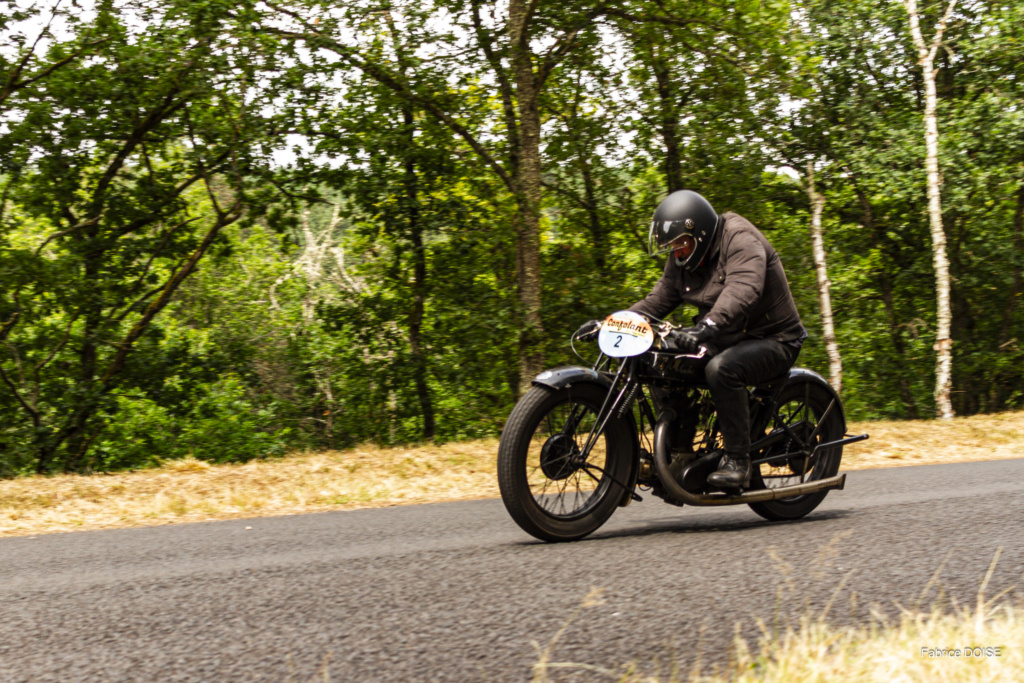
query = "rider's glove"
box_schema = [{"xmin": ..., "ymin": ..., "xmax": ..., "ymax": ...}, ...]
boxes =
[
  {"xmin": 574, "ymin": 319, "xmax": 602, "ymax": 342},
  {"xmin": 666, "ymin": 319, "xmax": 719, "ymax": 353}
]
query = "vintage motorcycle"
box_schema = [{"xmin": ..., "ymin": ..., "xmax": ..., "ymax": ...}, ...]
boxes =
[{"xmin": 497, "ymin": 311, "xmax": 868, "ymax": 542}]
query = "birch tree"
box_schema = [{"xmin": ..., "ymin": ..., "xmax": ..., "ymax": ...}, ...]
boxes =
[
  {"xmin": 903, "ymin": 0, "xmax": 958, "ymax": 419},
  {"xmin": 805, "ymin": 162, "xmax": 842, "ymax": 393}
]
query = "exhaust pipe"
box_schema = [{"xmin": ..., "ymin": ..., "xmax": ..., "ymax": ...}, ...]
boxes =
[{"xmin": 652, "ymin": 416, "xmax": 846, "ymax": 507}]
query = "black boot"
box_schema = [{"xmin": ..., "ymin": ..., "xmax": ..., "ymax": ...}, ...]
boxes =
[{"xmin": 707, "ymin": 451, "xmax": 751, "ymax": 489}]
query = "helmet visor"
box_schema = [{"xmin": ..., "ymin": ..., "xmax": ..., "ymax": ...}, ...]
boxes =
[{"xmin": 647, "ymin": 220, "xmax": 696, "ymax": 257}]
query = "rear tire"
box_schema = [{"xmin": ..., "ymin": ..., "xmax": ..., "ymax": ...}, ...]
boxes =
[
  {"xmin": 497, "ymin": 383, "xmax": 635, "ymax": 542},
  {"xmin": 748, "ymin": 380, "xmax": 844, "ymax": 522}
]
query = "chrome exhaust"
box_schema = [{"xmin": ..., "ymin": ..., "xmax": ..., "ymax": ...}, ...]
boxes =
[{"xmin": 652, "ymin": 416, "xmax": 847, "ymax": 507}]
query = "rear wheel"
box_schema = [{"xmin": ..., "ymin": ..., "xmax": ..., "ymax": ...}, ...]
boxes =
[
  {"xmin": 497, "ymin": 383, "xmax": 635, "ymax": 542},
  {"xmin": 748, "ymin": 381, "xmax": 844, "ymax": 521}
]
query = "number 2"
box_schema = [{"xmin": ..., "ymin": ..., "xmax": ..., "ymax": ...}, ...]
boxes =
[{"xmin": 614, "ymin": 335, "xmax": 622, "ymax": 347}]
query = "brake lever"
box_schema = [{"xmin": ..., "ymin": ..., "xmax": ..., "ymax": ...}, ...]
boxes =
[{"xmin": 675, "ymin": 346, "xmax": 708, "ymax": 360}]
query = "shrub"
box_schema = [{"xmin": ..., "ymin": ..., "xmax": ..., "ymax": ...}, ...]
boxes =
[{"xmin": 93, "ymin": 374, "xmax": 291, "ymax": 470}]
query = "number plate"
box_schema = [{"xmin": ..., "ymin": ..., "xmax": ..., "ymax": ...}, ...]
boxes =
[{"xmin": 598, "ymin": 310, "xmax": 654, "ymax": 357}]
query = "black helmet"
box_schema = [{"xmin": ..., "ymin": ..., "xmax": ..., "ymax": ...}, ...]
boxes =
[{"xmin": 647, "ymin": 190, "xmax": 721, "ymax": 270}]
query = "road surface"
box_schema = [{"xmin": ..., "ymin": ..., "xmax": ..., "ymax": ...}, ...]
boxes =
[{"xmin": 1, "ymin": 459, "xmax": 1022, "ymax": 681}]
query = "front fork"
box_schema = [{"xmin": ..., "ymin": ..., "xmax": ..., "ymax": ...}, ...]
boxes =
[{"xmin": 569, "ymin": 357, "xmax": 645, "ymax": 504}]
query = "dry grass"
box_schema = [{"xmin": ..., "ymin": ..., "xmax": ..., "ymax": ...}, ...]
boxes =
[
  {"xmin": 536, "ymin": 595, "xmax": 1024, "ymax": 683},
  {"xmin": 0, "ymin": 440, "xmax": 500, "ymax": 538},
  {"xmin": 2, "ymin": 410, "xmax": 1022, "ymax": 538},
  {"xmin": 534, "ymin": 604, "xmax": 1023, "ymax": 683},
  {"xmin": 535, "ymin": 550, "xmax": 1022, "ymax": 682},
  {"xmin": 716, "ymin": 549, "xmax": 1021, "ymax": 683},
  {"xmin": 843, "ymin": 410, "xmax": 1024, "ymax": 471},
  {"xmin": 718, "ymin": 602, "xmax": 1023, "ymax": 683}
]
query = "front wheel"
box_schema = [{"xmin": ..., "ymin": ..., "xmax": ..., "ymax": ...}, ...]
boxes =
[
  {"xmin": 748, "ymin": 380, "xmax": 845, "ymax": 522},
  {"xmin": 497, "ymin": 383, "xmax": 635, "ymax": 542}
]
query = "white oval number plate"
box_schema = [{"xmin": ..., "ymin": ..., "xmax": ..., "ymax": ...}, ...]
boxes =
[{"xmin": 598, "ymin": 310, "xmax": 654, "ymax": 357}]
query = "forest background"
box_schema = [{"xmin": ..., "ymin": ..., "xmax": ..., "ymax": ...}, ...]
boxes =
[{"xmin": 1, "ymin": 0, "xmax": 1022, "ymax": 476}]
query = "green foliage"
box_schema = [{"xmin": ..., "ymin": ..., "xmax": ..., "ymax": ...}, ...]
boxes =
[
  {"xmin": 94, "ymin": 374, "xmax": 291, "ymax": 470},
  {"xmin": 2, "ymin": 0, "xmax": 1023, "ymax": 476},
  {"xmin": 0, "ymin": 0, "xmax": 280, "ymax": 473}
]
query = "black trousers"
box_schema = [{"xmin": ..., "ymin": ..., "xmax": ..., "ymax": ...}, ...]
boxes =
[{"xmin": 705, "ymin": 338, "xmax": 800, "ymax": 455}]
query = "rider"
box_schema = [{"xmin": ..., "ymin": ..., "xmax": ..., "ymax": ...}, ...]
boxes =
[{"xmin": 575, "ymin": 190, "xmax": 807, "ymax": 489}]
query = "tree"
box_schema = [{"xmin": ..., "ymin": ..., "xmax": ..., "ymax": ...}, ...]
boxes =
[
  {"xmin": 282, "ymin": 37, "xmax": 520, "ymax": 442},
  {"xmin": 804, "ymin": 162, "xmax": 842, "ymax": 393},
  {"xmin": 615, "ymin": 3, "xmax": 782, "ymax": 198},
  {"xmin": 903, "ymin": 0, "xmax": 959, "ymax": 419},
  {"xmin": 0, "ymin": 1, "xmax": 276, "ymax": 473},
  {"xmin": 0, "ymin": 0, "xmax": 106, "ymax": 109},
  {"xmin": 261, "ymin": 0, "xmax": 614, "ymax": 392},
  {"xmin": 785, "ymin": 0, "xmax": 943, "ymax": 418}
]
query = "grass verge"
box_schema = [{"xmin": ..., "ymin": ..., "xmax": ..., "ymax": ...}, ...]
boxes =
[
  {"xmin": 0, "ymin": 439, "xmax": 500, "ymax": 537},
  {"xmin": 720, "ymin": 602, "xmax": 1020, "ymax": 683},
  {"xmin": 2, "ymin": 410, "xmax": 1022, "ymax": 538},
  {"xmin": 533, "ymin": 551, "xmax": 1022, "ymax": 682},
  {"xmin": 533, "ymin": 594, "xmax": 1023, "ymax": 682}
]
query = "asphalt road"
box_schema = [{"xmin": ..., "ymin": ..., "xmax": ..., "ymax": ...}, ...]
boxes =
[{"xmin": 2, "ymin": 459, "xmax": 1022, "ymax": 682}]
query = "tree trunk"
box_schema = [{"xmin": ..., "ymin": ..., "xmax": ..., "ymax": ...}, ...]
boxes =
[
  {"xmin": 904, "ymin": 0, "xmax": 957, "ymax": 419},
  {"xmin": 385, "ymin": 13, "xmax": 436, "ymax": 440},
  {"xmin": 653, "ymin": 63, "xmax": 683, "ymax": 193},
  {"xmin": 402, "ymin": 106, "xmax": 436, "ymax": 441},
  {"xmin": 645, "ymin": 43, "xmax": 685, "ymax": 194},
  {"xmin": 50, "ymin": 229, "xmax": 103, "ymax": 472},
  {"xmin": 921, "ymin": 25, "xmax": 955, "ymax": 419},
  {"xmin": 1001, "ymin": 183, "xmax": 1024, "ymax": 342},
  {"xmin": 805, "ymin": 163, "xmax": 842, "ymax": 393},
  {"xmin": 509, "ymin": 0, "xmax": 546, "ymax": 394},
  {"xmin": 579, "ymin": 159, "xmax": 606, "ymax": 269}
]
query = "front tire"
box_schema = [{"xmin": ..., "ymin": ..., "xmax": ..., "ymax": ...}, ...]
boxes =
[
  {"xmin": 748, "ymin": 380, "xmax": 845, "ymax": 522},
  {"xmin": 497, "ymin": 383, "xmax": 635, "ymax": 542}
]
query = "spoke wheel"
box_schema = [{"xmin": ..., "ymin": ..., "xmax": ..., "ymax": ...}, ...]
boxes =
[
  {"xmin": 748, "ymin": 381, "xmax": 844, "ymax": 521},
  {"xmin": 498, "ymin": 383, "xmax": 635, "ymax": 542}
]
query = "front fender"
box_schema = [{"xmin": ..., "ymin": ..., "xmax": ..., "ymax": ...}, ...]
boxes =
[
  {"xmin": 532, "ymin": 365, "xmax": 613, "ymax": 392},
  {"xmin": 532, "ymin": 366, "xmax": 640, "ymax": 507}
]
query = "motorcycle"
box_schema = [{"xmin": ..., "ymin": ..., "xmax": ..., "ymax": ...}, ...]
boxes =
[{"xmin": 497, "ymin": 310, "xmax": 869, "ymax": 542}]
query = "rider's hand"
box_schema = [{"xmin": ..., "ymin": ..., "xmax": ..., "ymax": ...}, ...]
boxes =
[
  {"xmin": 665, "ymin": 328, "xmax": 699, "ymax": 353},
  {"xmin": 666, "ymin": 320, "xmax": 718, "ymax": 353},
  {"xmin": 574, "ymin": 319, "xmax": 602, "ymax": 342}
]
